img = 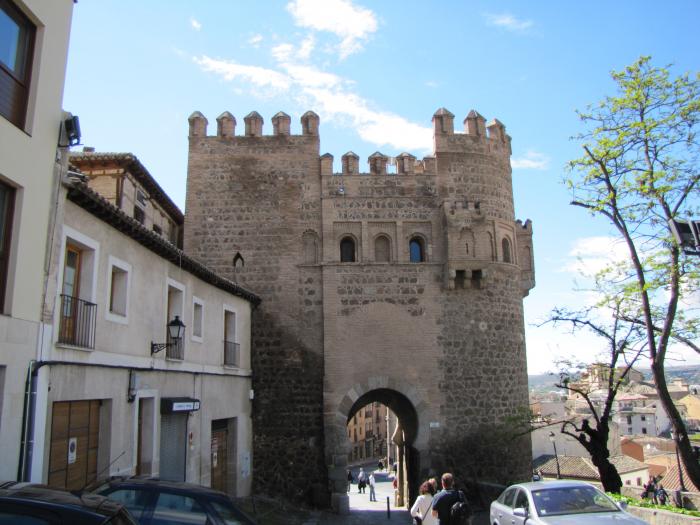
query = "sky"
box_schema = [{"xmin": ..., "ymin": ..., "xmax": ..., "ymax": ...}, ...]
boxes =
[{"xmin": 62, "ymin": 0, "xmax": 700, "ymax": 375}]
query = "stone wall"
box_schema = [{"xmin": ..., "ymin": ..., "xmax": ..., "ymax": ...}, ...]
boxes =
[
  {"xmin": 185, "ymin": 115, "xmax": 327, "ymax": 501},
  {"xmin": 184, "ymin": 108, "xmax": 535, "ymax": 506}
]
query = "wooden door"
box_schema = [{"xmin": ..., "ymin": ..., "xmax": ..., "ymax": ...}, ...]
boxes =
[
  {"xmin": 48, "ymin": 400, "xmax": 100, "ymax": 490},
  {"xmin": 211, "ymin": 426, "xmax": 228, "ymax": 492}
]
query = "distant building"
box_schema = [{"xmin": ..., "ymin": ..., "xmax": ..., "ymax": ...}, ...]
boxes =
[
  {"xmin": 346, "ymin": 403, "xmax": 396, "ymax": 464},
  {"xmin": 534, "ymin": 454, "xmax": 648, "ymax": 488},
  {"xmin": 69, "ymin": 151, "xmax": 182, "ymax": 247},
  {"xmin": 678, "ymin": 394, "xmax": 700, "ymax": 429}
]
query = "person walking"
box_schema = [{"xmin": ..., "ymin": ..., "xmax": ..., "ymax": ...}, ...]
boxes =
[
  {"xmin": 411, "ymin": 481, "xmax": 438, "ymax": 525},
  {"xmin": 368, "ymin": 472, "xmax": 377, "ymax": 502},
  {"xmin": 357, "ymin": 467, "xmax": 366, "ymax": 493},
  {"xmin": 643, "ymin": 476, "xmax": 658, "ymax": 504},
  {"xmin": 656, "ymin": 484, "xmax": 669, "ymax": 506},
  {"xmin": 431, "ymin": 472, "xmax": 471, "ymax": 525},
  {"xmin": 346, "ymin": 469, "xmax": 353, "ymax": 493}
]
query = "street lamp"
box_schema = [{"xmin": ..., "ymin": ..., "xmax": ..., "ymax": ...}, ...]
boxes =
[
  {"xmin": 549, "ymin": 431, "xmax": 561, "ymax": 479},
  {"xmin": 671, "ymin": 430, "xmax": 687, "ymax": 494},
  {"xmin": 151, "ymin": 315, "xmax": 186, "ymax": 354},
  {"xmin": 669, "ymin": 218, "xmax": 700, "ymax": 256}
]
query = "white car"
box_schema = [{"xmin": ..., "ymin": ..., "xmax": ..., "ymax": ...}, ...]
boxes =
[{"xmin": 490, "ymin": 480, "xmax": 649, "ymax": 524}]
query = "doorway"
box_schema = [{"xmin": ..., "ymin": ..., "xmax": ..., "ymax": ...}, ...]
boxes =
[
  {"xmin": 48, "ymin": 400, "xmax": 101, "ymax": 490},
  {"xmin": 159, "ymin": 413, "xmax": 187, "ymax": 481}
]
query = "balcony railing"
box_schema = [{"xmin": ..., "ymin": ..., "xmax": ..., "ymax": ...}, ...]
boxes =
[
  {"xmin": 224, "ymin": 340, "xmax": 240, "ymax": 366},
  {"xmin": 166, "ymin": 331, "xmax": 185, "ymax": 360},
  {"xmin": 58, "ymin": 294, "xmax": 96, "ymax": 349}
]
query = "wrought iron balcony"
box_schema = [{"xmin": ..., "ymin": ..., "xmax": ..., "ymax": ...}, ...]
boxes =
[
  {"xmin": 224, "ymin": 340, "xmax": 240, "ymax": 366},
  {"xmin": 166, "ymin": 330, "xmax": 185, "ymax": 360},
  {"xmin": 58, "ymin": 294, "xmax": 96, "ymax": 349}
]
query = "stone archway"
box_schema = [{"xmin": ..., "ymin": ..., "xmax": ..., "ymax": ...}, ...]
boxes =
[{"xmin": 326, "ymin": 379, "xmax": 430, "ymax": 513}]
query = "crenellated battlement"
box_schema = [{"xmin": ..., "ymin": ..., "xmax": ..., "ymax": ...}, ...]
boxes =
[
  {"xmin": 433, "ymin": 107, "xmax": 512, "ymax": 155},
  {"xmin": 188, "ymin": 108, "xmax": 511, "ymax": 159},
  {"xmin": 187, "ymin": 109, "xmax": 319, "ymax": 138}
]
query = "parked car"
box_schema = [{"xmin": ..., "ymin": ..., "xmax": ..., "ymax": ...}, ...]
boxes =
[
  {"xmin": 0, "ymin": 482, "xmax": 138, "ymax": 524},
  {"xmin": 490, "ymin": 480, "xmax": 649, "ymax": 524},
  {"xmin": 92, "ymin": 477, "xmax": 256, "ymax": 525}
]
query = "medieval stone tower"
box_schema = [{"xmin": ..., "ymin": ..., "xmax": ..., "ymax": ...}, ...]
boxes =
[{"xmin": 184, "ymin": 108, "xmax": 535, "ymax": 508}]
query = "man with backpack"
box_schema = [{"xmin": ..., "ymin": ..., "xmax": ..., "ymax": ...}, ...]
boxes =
[{"xmin": 431, "ymin": 472, "xmax": 472, "ymax": 525}]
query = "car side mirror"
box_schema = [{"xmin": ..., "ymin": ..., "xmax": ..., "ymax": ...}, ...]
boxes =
[
  {"xmin": 513, "ymin": 507, "xmax": 528, "ymax": 518},
  {"xmin": 617, "ymin": 501, "xmax": 628, "ymax": 511}
]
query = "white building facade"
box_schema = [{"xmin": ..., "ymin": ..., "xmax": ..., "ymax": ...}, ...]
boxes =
[
  {"xmin": 26, "ymin": 180, "xmax": 260, "ymax": 497},
  {"xmin": 0, "ymin": 0, "xmax": 74, "ymax": 481}
]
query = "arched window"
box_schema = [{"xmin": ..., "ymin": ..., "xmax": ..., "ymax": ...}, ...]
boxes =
[
  {"xmin": 502, "ymin": 238, "xmax": 512, "ymax": 263},
  {"xmin": 374, "ymin": 235, "xmax": 390, "ymax": 262},
  {"xmin": 409, "ymin": 237, "xmax": 425, "ymax": 263},
  {"xmin": 340, "ymin": 237, "xmax": 356, "ymax": 262},
  {"xmin": 233, "ymin": 252, "xmax": 244, "ymax": 268}
]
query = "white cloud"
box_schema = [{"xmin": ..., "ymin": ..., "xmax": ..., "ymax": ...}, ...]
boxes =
[
  {"xmin": 484, "ymin": 12, "xmax": 533, "ymax": 32},
  {"xmin": 511, "ymin": 150, "xmax": 549, "ymax": 170},
  {"xmin": 425, "ymin": 80, "xmax": 439, "ymax": 88},
  {"xmin": 271, "ymin": 43, "xmax": 294, "ymax": 62},
  {"xmin": 298, "ymin": 35, "xmax": 315, "ymax": 59},
  {"xmin": 303, "ymin": 87, "xmax": 432, "ymax": 150},
  {"xmin": 248, "ymin": 34, "xmax": 263, "ymax": 47},
  {"xmin": 193, "ymin": 54, "xmax": 432, "ymax": 152},
  {"xmin": 287, "ymin": 0, "xmax": 378, "ymax": 58},
  {"xmin": 193, "ymin": 55, "xmax": 291, "ymax": 91},
  {"xmin": 563, "ymin": 236, "xmax": 629, "ymax": 276},
  {"xmin": 190, "ymin": 18, "xmax": 202, "ymax": 31}
]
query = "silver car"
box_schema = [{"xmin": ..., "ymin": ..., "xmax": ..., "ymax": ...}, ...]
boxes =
[{"xmin": 490, "ymin": 480, "xmax": 649, "ymax": 524}]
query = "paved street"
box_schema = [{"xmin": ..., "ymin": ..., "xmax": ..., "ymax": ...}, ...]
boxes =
[{"xmin": 295, "ymin": 467, "xmax": 489, "ymax": 525}]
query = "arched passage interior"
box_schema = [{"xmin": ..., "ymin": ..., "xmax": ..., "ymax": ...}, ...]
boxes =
[{"xmin": 346, "ymin": 388, "xmax": 420, "ymax": 509}]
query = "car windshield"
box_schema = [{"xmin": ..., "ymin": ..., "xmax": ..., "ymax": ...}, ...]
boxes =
[{"xmin": 531, "ymin": 486, "xmax": 619, "ymax": 516}]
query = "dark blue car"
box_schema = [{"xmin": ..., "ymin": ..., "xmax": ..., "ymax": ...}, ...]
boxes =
[
  {"xmin": 0, "ymin": 482, "xmax": 137, "ymax": 525},
  {"xmin": 93, "ymin": 478, "xmax": 256, "ymax": 525}
]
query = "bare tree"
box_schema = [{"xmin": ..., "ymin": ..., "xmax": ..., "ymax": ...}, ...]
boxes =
[{"xmin": 542, "ymin": 301, "xmax": 646, "ymax": 492}]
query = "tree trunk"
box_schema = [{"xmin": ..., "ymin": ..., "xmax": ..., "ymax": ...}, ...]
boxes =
[
  {"xmin": 652, "ymin": 362, "xmax": 700, "ymax": 489},
  {"xmin": 575, "ymin": 420, "xmax": 623, "ymax": 493},
  {"xmin": 591, "ymin": 454, "xmax": 622, "ymax": 494}
]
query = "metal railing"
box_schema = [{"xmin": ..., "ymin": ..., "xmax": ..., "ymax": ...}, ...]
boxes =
[
  {"xmin": 58, "ymin": 294, "xmax": 96, "ymax": 349},
  {"xmin": 224, "ymin": 340, "xmax": 240, "ymax": 366},
  {"xmin": 166, "ymin": 331, "xmax": 185, "ymax": 360}
]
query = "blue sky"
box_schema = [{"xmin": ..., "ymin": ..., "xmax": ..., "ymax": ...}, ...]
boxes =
[{"xmin": 63, "ymin": 1, "xmax": 700, "ymax": 374}]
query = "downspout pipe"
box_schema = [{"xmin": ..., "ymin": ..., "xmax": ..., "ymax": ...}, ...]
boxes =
[{"xmin": 17, "ymin": 360, "xmax": 40, "ymax": 481}]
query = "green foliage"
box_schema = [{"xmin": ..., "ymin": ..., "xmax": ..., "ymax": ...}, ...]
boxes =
[
  {"xmin": 567, "ymin": 56, "xmax": 699, "ymax": 332},
  {"xmin": 607, "ymin": 492, "xmax": 700, "ymax": 517}
]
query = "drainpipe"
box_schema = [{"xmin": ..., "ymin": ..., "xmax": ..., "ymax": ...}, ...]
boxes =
[{"xmin": 17, "ymin": 361, "xmax": 39, "ymax": 481}]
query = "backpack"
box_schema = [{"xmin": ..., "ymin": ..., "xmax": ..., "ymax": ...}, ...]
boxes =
[{"xmin": 450, "ymin": 491, "xmax": 471, "ymax": 525}]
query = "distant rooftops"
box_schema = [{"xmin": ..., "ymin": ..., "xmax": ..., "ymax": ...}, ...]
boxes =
[{"xmin": 69, "ymin": 150, "xmax": 183, "ymax": 224}]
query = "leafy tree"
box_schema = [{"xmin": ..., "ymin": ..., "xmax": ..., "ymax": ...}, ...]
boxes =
[
  {"xmin": 566, "ymin": 56, "xmax": 700, "ymax": 487},
  {"xmin": 543, "ymin": 299, "xmax": 646, "ymax": 493}
]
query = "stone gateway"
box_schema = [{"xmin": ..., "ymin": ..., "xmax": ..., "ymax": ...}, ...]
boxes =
[{"xmin": 184, "ymin": 108, "xmax": 535, "ymax": 510}]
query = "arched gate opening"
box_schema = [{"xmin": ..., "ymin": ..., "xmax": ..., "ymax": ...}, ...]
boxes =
[{"xmin": 345, "ymin": 388, "xmax": 421, "ymax": 512}]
